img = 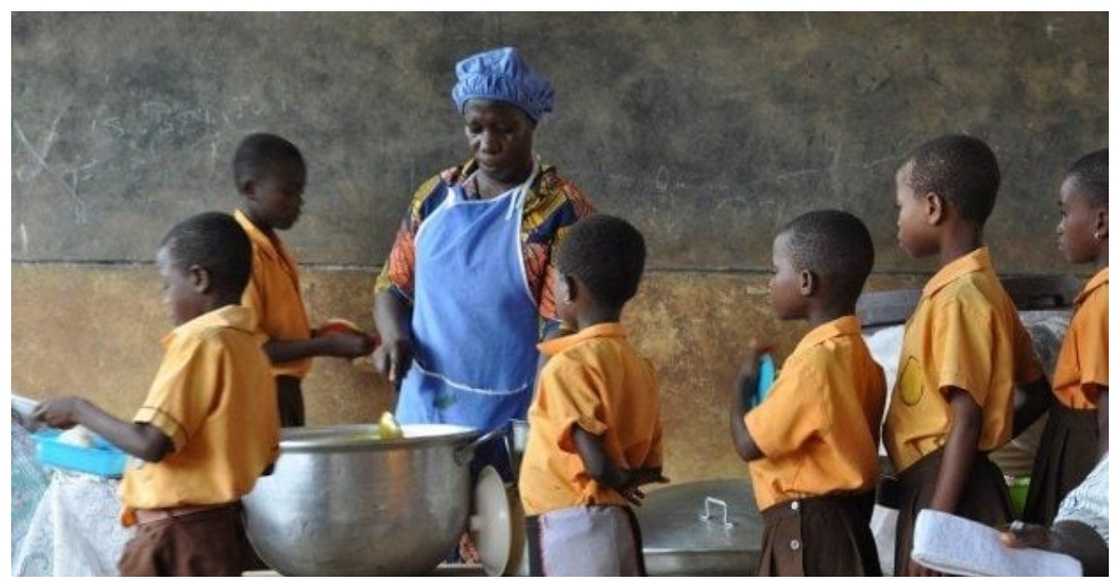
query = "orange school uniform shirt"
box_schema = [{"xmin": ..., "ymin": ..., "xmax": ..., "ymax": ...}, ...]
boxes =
[
  {"xmin": 234, "ymin": 209, "xmax": 313, "ymax": 379},
  {"xmin": 518, "ymin": 323, "xmax": 662, "ymax": 516},
  {"xmin": 744, "ymin": 315, "xmax": 886, "ymax": 511},
  {"xmin": 118, "ymin": 305, "xmax": 280, "ymax": 526},
  {"xmin": 1052, "ymin": 267, "xmax": 1108, "ymax": 409},
  {"xmin": 884, "ymin": 248, "xmax": 1044, "ymax": 473}
]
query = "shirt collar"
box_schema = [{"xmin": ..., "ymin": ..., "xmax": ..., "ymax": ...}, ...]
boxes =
[
  {"xmin": 790, "ymin": 315, "xmax": 863, "ymax": 357},
  {"xmin": 161, "ymin": 305, "xmax": 257, "ymax": 349},
  {"xmin": 538, "ymin": 322, "xmax": 627, "ymax": 356},
  {"xmin": 234, "ymin": 208, "xmax": 282, "ymax": 262},
  {"xmin": 454, "ymin": 158, "xmax": 554, "ymax": 205},
  {"xmin": 921, "ymin": 247, "xmax": 992, "ymax": 299},
  {"xmin": 1076, "ymin": 267, "xmax": 1109, "ymax": 305}
]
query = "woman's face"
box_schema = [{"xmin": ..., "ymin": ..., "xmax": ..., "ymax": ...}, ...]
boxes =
[{"xmin": 463, "ymin": 99, "xmax": 535, "ymax": 183}]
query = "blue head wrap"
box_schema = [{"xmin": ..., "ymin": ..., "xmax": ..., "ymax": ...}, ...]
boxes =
[{"xmin": 451, "ymin": 47, "xmax": 554, "ymax": 122}]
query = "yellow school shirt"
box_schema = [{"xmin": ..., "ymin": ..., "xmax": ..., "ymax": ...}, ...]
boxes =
[
  {"xmin": 1052, "ymin": 268, "xmax": 1108, "ymax": 409},
  {"xmin": 744, "ymin": 316, "xmax": 886, "ymax": 511},
  {"xmin": 519, "ymin": 323, "xmax": 663, "ymax": 516},
  {"xmin": 884, "ymin": 248, "xmax": 1044, "ymax": 473},
  {"xmin": 118, "ymin": 305, "xmax": 280, "ymax": 526},
  {"xmin": 234, "ymin": 209, "xmax": 312, "ymax": 378}
]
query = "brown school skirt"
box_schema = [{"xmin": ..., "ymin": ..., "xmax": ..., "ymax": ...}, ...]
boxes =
[
  {"xmin": 757, "ymin": 491, "xmax": 881, "ymax": 576},
  {"xmin": 1022, "ymin": 404, "xmax": 1099, "ymax": 525},
  {"xmin": 117, "ymin": 503, "xmax": 258, "ymax": 576},
  {"xmin": 525, "ymin": 505, "xmax": 646, "ymax": 576},
  {"xmin": 889, "ymin": 448, "xmax": 1012, "ymax": 576}
]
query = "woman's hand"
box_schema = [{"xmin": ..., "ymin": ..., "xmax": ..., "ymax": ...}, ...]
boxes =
[
  {"xmin": 999, "ymin": 521, "xmax": 1054, "ymax": 551},
  {"xmin": 372, "ymin": 336, "xmax": 414, "ymax": 383}
]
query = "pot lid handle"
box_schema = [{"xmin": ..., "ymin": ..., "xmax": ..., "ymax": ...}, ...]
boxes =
[{"xmin": 700, "ymin": 497, "xmax": 735, "ymax": 529}]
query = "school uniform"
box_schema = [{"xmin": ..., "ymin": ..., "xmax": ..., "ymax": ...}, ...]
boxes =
[
  {"xmin": 518, "ymin": 323, "xmax": 661, "ymax": 576},
  {"xmin": 745, "ymin": 315, "xmax": 885, "ymax": 576},
  {"xmin": 234, "ymin": 209, "xmax": 312, "ymax": 427},
  {"xmin": 117, "ymin": 305, "xmax": 280, "ymax": 576},
  {"xmin": 883, "ymin": 247, "xmax": 1044, "ymax": 576},
  {"xmin": 1024, "ymin": 267, "xmax": 1108, "ymax": 525}
]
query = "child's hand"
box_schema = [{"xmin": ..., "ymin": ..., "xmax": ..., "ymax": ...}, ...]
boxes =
[
  {"xmin": 737, "ymin": 338, "xmax": 774, "ymax": 381},
  {"xmin": 631, "ymin": 469, "xmax": 671, "ymax": 487},
  {"xmin": 31, "ymin": 397, "xmax": 86, "ymax": 429},
  {"xmin": 999, "ymin": 520, "xmax": 1054, "ymax": 551}
]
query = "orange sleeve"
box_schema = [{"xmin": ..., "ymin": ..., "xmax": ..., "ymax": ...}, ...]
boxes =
[
  {"xmin": 538, "ymin": 359, "xmax": 609, "ymax": 454},
  {"xmin": 1077, "ymin": 291, "xmax": 1109, "ymax": 392},
  {"xmin": 931, "ymin": 299, "xmax": 994, "ymax": 406},
  {"xmin": 133, "ymin": 334, "xmax": 226, "ymax": 452},
  {"xmin": 744, "ymin": 361, "xmax": 829, "ymax": 459}
]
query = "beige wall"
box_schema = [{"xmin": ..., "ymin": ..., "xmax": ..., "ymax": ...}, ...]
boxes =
[{"xmin": 12, "ymin": 263, "xmax": 925, "ymax": 483}]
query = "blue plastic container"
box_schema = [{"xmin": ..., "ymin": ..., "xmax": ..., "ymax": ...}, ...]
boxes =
[
  {"xmin": 747, "ymin": 353, "xmax": 777, "ymax": 408},
  {"xmin": 33, "ymin": 428, "xmax": 128, "ymax": 478}
]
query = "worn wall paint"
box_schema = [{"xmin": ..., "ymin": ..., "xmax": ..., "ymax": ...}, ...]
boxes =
[{"xmin": 11, "ymin": 12, "xmax": 1107, "ymax": 272}]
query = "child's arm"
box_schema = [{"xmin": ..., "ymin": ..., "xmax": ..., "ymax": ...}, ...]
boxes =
[
  {"xmin": 913, "ymin": 386, "xmax": 983, "ymax": 576},
  {"xmin": 1012, "ymin": 375, "xmax": 1054, "ymax": 438},
  {"xmin": 572, "ymin": 427, "xmax": 658, "ymax": 505},
  {"xmin": 32, "ymin": 397, "xmax": 172, "ymax": 463},
  {"xmin": 265, "ymin": 330, "xmax": 375, "ymax": 363},
  {"xmin": 1092, "ymin": 386, "xmax": 1108, "ymax": 456},
  {"xmin": 729, "ymin": 345, "xmax": 765, "ymax": 462}
]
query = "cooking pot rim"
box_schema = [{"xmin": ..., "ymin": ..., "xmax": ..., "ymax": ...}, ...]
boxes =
[{"xmin": 279, "ymin": 423, "xmax": 480, "ymax": 452}]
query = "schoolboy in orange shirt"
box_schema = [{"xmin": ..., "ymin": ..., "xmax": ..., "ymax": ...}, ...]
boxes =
[
  {"xmin": 1021, "ymin": 148, "xmax": 1109, "ymax": 525},
  {"xmin": 232, "ymin": 133, "xmax": 375, "ymax": 426},
  {"xmin": 518, "ymin": 214, "xmax": 666, "ymax": 576},
  {"xmin": 729, "ymin": 210, "xmax": 885, "ymax": 576},
  {"xmin": 33, "ymin": 212, "xmax": 278, "ymax": 576},
  {"xmin": 883, "ymin": 135, "xmax": 1050, "ymax": 576}
]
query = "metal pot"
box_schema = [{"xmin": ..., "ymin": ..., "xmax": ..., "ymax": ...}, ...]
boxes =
[
  {"xmin": 243, "ymin": 423, "xmax": 501, "ymax": 576},
  {"xmin": 637, "ymin": 479, "xmax": 763, "ymax": 576}
]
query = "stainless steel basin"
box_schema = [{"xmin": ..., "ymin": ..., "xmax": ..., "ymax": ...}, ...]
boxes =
[{"xmin": 243, "ymin": 423, "xmax": 483, "ymax": 576}]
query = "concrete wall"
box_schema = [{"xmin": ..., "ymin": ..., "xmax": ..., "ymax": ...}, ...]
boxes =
[{"xmin": 11, "ymin": 12, "xmax": 1107, "ymax": 483}]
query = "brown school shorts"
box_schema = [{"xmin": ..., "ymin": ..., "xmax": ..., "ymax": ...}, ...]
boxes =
[{"xmin": 117, "ymin": 502, "xmax": 258, "ymax": 576}]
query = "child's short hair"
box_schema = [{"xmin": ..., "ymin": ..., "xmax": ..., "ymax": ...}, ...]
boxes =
[
  {"xmin": 780, "ymin": 209, "xmax": 875, "ymax": 305},
  {"xmin": 232, "ymin": 133, "xmax": 305, "ymax": 193},
  {"xmin": 556, "ymin": 214, "xmax": 647, "ymax": 309},
  {"xmin": 905, "ymin": 134, "xmax": 1001, "ymax": 225},
  {"xmin": 1066, "ymin": 148, "xmax": 1108, "ymax": 207},
  {"xmin": 160, "ymin": 212, "xmax": 252, "ymax": 297}
]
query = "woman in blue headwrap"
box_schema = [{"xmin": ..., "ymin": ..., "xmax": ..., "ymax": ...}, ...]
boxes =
[{"xmin": 371, "ymin": 47, "xmax": 594, "ymax": 480}]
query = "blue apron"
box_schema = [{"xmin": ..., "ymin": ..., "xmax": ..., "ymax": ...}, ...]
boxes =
[{"xmin": 395, "ymin": 165, "xmax": 541, "ymax": 477}]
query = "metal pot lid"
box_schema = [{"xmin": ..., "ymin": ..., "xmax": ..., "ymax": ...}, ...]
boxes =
[
  {"xmin": 279, "ymin": 423, "xmax": 479, "ymax": 453},
  {"xmin": 470, "ymin": 465, "xmax": 526, "ymax": 576},
  {"xmin": 637, "ymin": 479, "xmax": 763, "ymax": 555}
]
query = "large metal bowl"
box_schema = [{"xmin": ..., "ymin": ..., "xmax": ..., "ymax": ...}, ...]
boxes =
[{"xmin": 243, "ymin": 423, "xmax": 485, "ymax": 576}]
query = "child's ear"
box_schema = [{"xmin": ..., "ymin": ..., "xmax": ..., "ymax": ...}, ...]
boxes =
[
  {"xmin": 241, "ymin": 179, "xmax": 257, "ymax": 200},
  {"xmin": 187, "ymin": 265, "xmax": 211, "ymax": 294},
  {"xmin": 799, "ymin": 269, "xmax": 816, "ymax": 297},
  {"xmin": 1095, "ymin": 207, "xmax": 1108, "ymax": 241},
  {"xmin": 561, "ymin": 274, "xmax": 577, "ymax": 304},
  {"xmin": 925, "ymin": 192, "xmax": 945, "ymax": 226}
]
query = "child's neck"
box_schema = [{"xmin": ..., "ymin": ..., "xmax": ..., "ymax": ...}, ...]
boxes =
[
  {"xmin": 937, "ymin": 223, "xmax": 983, "ymax": 267},
  {"xmin": 243, "ymin": 208, "xmax": 276, "ymax": 236},
  {"xmin": 804, "ymin": 302, "xmax": 855, "ymax": 328},
  {"xmin": 205, "ymin": 294, "xmax": 242, "ymax": 314},
  {"xmin": 1095, "ymin": 246, "xmax": 1108, "ymax": 271},
  {"xmin": 572, "ymin": 306, "xmax": 622, "ymax": 332}
]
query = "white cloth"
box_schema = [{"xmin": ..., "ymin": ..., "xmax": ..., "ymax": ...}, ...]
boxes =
[
  {"xmin": 13, "ymin": 471, "xmax": 134, "ymax": 576},
  {"xmin": 1054, "ymin": 454, "xmax": 1108, "ymax": 546},
  {"xmin": 539, "ymin": 505, "xmax": 640, "ymax": 576},
  {"xmin": 912, "ymin": 509, "xmax": 1082, "ymax": 576}
]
